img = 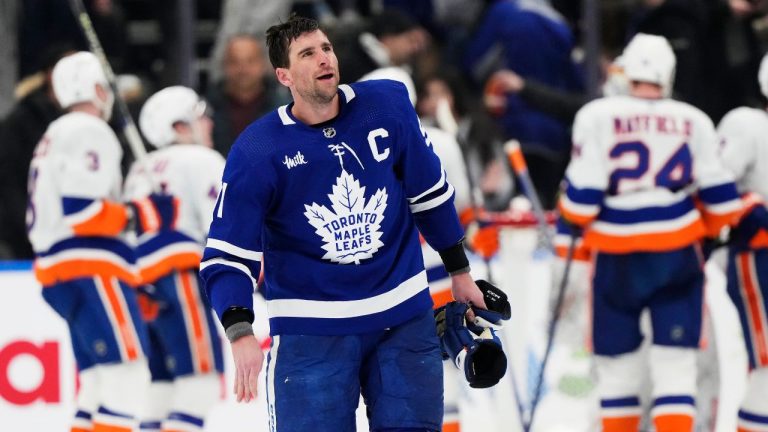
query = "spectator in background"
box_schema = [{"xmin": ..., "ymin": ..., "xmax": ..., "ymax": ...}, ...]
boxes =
[
  {"xmin": 463, "ymin": 0, "xmax": 583, "ymax": 210},
  {"xmin": 335, "ymin": 8, "xmax": 430, "ymax": 83},
  {"xmin": 416, "ymin": 71, "xmax": 513, "ymax": 211},
  {"xmin": 628, "ymin": 0, "xmax": 767, "ymax": 122},
  {"xmin": 0, "ymin": 44, "xmax": 73, "ymax": 259},
  {"xmin": 206, "ymin": 34, "xmax": 290, "ymax": 156}
]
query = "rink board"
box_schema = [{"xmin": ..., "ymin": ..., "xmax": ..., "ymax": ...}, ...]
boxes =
[{"xmin": 0, "ymin": 231, "xmax": 749, "ymax": 431}]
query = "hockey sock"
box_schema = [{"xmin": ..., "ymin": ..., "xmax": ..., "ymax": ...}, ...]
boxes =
[
  {"xmin": 92, "ymin": 406, "xmax": 137, "ymax": 432},
  {"xmin": 600, "ymin": 397, "xmax": 641, "ymax": 432},
  {"xmin": 738, "ymin": 368, "xmax": 768, "ymax": 432},
  {"xmin": 650, "ymin": 346, "xmax": 696, "ymax": 432},
  {"xmin": 139, "ymin": 420, "xmax": 162, "ymax": 432},
  {"xmin": 71, "ymin": 409, "xmax": 93, "ymax": 432},
  {"xmin": 161, "ymin": 412, "xmax": 204, "ymax": 431},
  {"xmin": 595, "ymin": 350, "xmax": 644, "ymax": 432}
]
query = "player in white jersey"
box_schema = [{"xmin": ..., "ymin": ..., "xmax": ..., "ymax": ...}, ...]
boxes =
[
  {"xmin": 717, "ymin": 53, "xmax": 768, "ymax": 432},
  {"xmin": 558, "ymin": 34, "xmax": 748, "ymax": 432},
  {"xmin": 124, "ymin": 86, "xmax": 225, "ymax": 432},
  {"xmin": 26, "ymin": 51, "xmax": 175, "ymax": 432}
]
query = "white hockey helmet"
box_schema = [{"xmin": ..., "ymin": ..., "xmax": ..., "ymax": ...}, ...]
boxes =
[
  {"xmin": 621, "ymin": 33, "xmax": 676, "ymax": 96},
  {"xmin": 139, "ymin": 86, "xmax": 205, "ymax": 148},
  {"xmin": 758, "ymin": 52, "xmax": 768, "ymax": 99},
  {"xmin": 52, "ymin": 51, "xmax": 112, "ymax": 113}
]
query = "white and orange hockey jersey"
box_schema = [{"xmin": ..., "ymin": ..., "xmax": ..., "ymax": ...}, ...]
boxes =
[
  {"xmin": 718, "ymin": 106, "xmax": 768, "ymax": 248},
  {"xmin": 559, "ymin": 95, "xmax": 743, "ymax": 253},
  {"xmin": 28, "ymin": 112, "xmax": 136, "ymax": 285},
  {"xmin": 419, "ymin": 125, "xmax": 471, "ymax": 307},
  {"xmin": 124, "ymin": 144, "xmax": 225, "ymax": 283}
]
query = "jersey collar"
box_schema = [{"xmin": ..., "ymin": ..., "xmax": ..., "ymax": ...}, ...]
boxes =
[{"xmin": 278, "ymin": 84, "xmax": 356, "ymax": 126}]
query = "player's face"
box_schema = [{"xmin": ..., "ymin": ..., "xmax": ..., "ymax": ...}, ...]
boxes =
[{"xmin": 284, "ymin": 30, "xmax": 339, "ymax": 105}]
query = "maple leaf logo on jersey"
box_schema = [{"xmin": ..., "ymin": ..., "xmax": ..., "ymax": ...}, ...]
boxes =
[{"xmin": 304, "ymin": 170, "xmax": 387, "ymax": 264}]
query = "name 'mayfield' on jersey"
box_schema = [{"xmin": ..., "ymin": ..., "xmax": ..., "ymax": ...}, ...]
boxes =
[{"xmin": 559, "ymin": 95, "xmax": 743, "ymax": 253}]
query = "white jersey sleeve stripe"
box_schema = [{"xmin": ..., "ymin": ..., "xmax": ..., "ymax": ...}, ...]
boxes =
[
  {"xmin": 704, "ymin": 199, "xmax": 743, "ymax": 215},
  {"xmin": 408, "ymin": 170, "xmax": 446, "ymax": 203},
  {"xmin": 409, "ymin": 183, "xmax": 455, "ymax": 213},
  {"xmin": 559, "ymin": 194, "xmax": 601, "ymax": 218},
  {"xmin": 199, "ymin": 258, "xmax": 257, "ymax": 289},
  {"xmin": 267, "ymin": 270, "xmax": 427, "ymax": 319},
  {"xmin": 205, "ymin": 238, "xmax": 263, "ymax": 261}
]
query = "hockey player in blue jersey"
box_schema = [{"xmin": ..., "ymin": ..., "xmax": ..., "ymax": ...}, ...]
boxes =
[{"xmin": 200, "ymin": 14, "xmax": 490, "ymax": 432}]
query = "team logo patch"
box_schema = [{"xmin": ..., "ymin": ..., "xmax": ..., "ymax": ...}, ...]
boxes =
[
  {"xmin": 304, "ymin": 170, "xmax": 387, "ymax": 264},
  {"xmin": 323, "ymin": 127, "xmax": 336, "ymax": 138}
]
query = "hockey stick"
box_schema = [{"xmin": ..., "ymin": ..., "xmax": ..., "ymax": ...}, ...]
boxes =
[
  {"xmin": 434, "ymin": 98, "xmax": 496, "ymax": 282},
  {"xmin": 503, "ymin": 140, "xmax": 554, "ymax": 252},
  {"xmin": 68, "ymin": 0, "xmax": 147, "ymax": 161},
  {"xmin": 525, "ymin": 228, "xmax": 577, "ymax": 432}
]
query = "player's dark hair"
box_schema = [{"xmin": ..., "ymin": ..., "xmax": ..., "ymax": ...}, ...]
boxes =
[{"xmin": 265, "ymin": 14, "xmax": 320, "ymax": 69}]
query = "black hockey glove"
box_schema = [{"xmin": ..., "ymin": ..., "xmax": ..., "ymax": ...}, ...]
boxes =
[{"xmin": 435, "ymin": 299, "xmax": 508, "ymax": 389}]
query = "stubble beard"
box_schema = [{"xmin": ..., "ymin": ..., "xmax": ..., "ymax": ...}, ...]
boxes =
[{"xmin": 299, "ymin": 78, "xmax": 338, "ymax": 106}]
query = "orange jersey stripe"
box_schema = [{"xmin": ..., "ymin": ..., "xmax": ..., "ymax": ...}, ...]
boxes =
[
  {"xmin": 138, "ymin": 252, "xmax": 201, "ymax": 285},
  {"xmin": 36, "ymin": 259, "xmax": 139, "ymax": 286},
  {"xmin": 70, "ymin": 428, "xmax": 91, "ymax": 432},
  {"xmin": 442, "ymin": 421, "xmax": 460, "ymax": 432},
  {"xmin": 700, "ymin": 209, "xmax": 742, "ymax": 237},
  {"xmin": 653, "ymin": 413, "xmax": 693, "ymax": 432},
  {"xmin": 602, "ymin": 416, "xmax": 640, "ymax": 432},
  {"xmin": 93, "ymin": 423, "xmax": 132, "ymax": 432},
  {"xmin": 583, "ymin": 219, "xmax": 705, "ymax": 253},
  {"xmin": 72, "ymin": 201, "xmax": 128, "ymax": 237},
  {"xmin": 99, "ymin": 276, "xmax": 140, "ymax": 361},
  {"xmin": 738, "ymin": 253, "xmax": 768, "ymax": 366},
  {"xmin": 750, "ymin": 230, "xmax": 768, "ymax": 249},
  {"xmin": 558, "ymin": 201, "xmax": 596, "ymax": 227},
  {"xmin": 179, "ymin": 271, "xmax": 212, "ymax": 373},
  {"xmin": 555, "ymin": 244, "xmax": 592, "ymax": 262}
]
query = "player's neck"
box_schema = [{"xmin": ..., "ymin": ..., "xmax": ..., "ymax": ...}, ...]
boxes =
[
  {"xmin": 68, "ymin": 102, "xmax": 102, "ymax": 118},
  {"xmin": 291, "ymin": 93, "xmax": 340, "ymax": 125},
  {"xmin": 630, "ymin": 82, "xmax": 664, "ymax": 99}
]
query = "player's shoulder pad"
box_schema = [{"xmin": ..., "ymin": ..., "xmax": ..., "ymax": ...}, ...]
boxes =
[
  {"xmin": 574, "ymin": 95, "xmax": 621, "ymax": 121},
  {"xmin": 719, "ymin": 106, "xmax": 766, "ymax": 130},
  {"xmin": 665, "ymin": 98, "xmax": 713, "ymax": 128},
  {"xmin": 229, "ymin": 109, "xmax": 284, "ymax": 161},
  {"xmin": 50, "ymin": 111, "xmax": 121, "ymax": 152},
  {"xmin": 349, "ymin": 79, "xmax": 412, "ymax": 110}
]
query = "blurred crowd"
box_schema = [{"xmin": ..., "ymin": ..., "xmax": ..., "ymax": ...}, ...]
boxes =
[{"xmin": 2, "ymin": 0, "xmax": 768, "ymax": 260}]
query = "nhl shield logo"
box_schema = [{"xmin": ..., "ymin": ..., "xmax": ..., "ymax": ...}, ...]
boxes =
[{"xmin": 323, "ymin": 127, "xmax": 336, "ymax": 138}]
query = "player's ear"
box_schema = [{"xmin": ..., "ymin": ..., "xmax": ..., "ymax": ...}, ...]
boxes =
[{"xmin": 275, "ymin": 68, "xmax": 292, "ymax": 87}]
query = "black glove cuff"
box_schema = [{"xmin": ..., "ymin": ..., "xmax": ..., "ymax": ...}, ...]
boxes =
[
  {"xmin": 438, "ymin": 239, "xmax": 470, "ymax": 274},
  {"xmin": 222, "ymin": 306, "xmax": 255, "ymax": 330}
]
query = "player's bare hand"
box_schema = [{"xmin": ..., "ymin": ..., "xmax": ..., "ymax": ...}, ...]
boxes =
[
  {"xmin": 450, "ymin": 272, "xmax": 487, "ymax": 323},
  {"xmin": 231, "ymin": 335, "xmax": 264, "ymax": 403}
]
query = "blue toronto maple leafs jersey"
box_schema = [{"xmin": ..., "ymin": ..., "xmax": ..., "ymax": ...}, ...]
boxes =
[{"xmin": 200, "ymin": 79, "xmax": 464, "ymax": 335}]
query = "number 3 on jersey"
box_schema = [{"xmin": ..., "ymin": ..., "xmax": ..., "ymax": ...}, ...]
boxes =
[{"xmin": 608, "ymin": 140, "xmax": 692, "ymax": 195}]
